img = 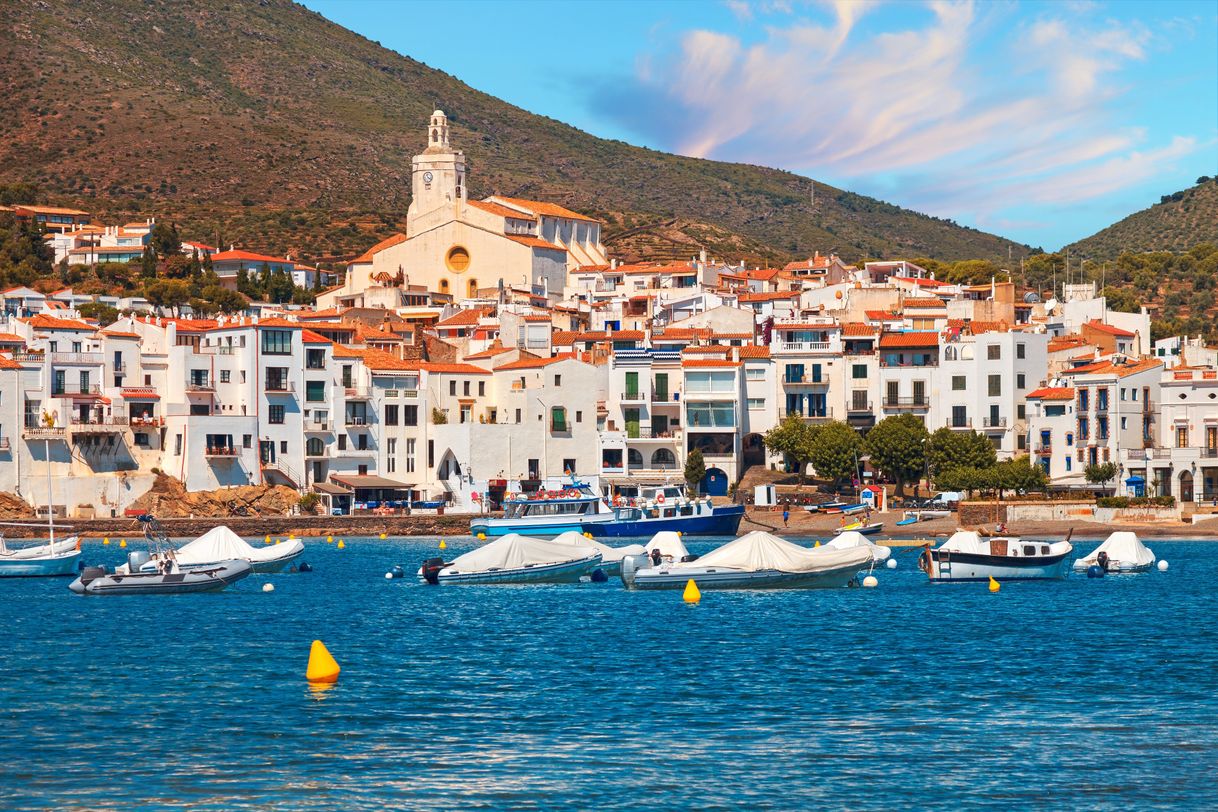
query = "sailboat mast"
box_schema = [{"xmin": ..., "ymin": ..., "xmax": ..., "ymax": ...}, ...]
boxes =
[{"xmin": 46, "ymin": 437, "xmax": 53, "ymax": 544}]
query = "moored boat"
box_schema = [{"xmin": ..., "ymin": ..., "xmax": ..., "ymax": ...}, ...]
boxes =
[
  {"xmin": 0, "ymin": 534, "xmax": 81, "ymax": 577},
  {"xmin": 621, "ymin": 530, "xmax": 872, "ymax": 590},
  {"xmin": 69, "ymin": 559, "xmax": 252, "ymax": 595},
  {"xmin": 1072, "ymin": 531, "xmax": 1156, "ymax": 573},
  {"xmin": 144, "ymin": 526, "xmax": 303, "ymax": 573},
  {"xmin": 419, "ymin": 533, "xmax": 601, "ymax": 585},
  {"xmin": 551, "ymin": 531, "xmax": 644, "ymax": 576},
  {"xmin": 836, "ymin": 521, "xmax": 883, "ymax": 536},
  {"xmin": 583, "ymin": 485, "xmax": 744, "ymax": 538},
  {"xmin": 920, "ymin": 530, "xmax": 1073, "ymax": 582},
  {"xmin": 825, "ymin": 530, "xmax": 891, "ymax": 564},
  {"xmin": 470, "ymin": 481, "xmax": 613, "ymax": 537},
  {"xmin": 804, "ymin": 500, "xmax": 846, "ymax": 514}
]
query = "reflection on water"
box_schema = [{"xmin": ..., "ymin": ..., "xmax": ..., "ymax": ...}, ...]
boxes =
[{"xmin": 0, "ymin": 536, "xmax": 1215, "ymax": 809}]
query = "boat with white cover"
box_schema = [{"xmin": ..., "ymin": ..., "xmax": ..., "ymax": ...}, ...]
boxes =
[
  {"xmin": 824, "ymin": 530, "xmax": 891, "ymax": 564},
  {"xmin": 621, "ymin": 530, "xmax": 872, "ymax": 590},
  {"xmin": 1072, "ymin": 531, "xmax": 1156, "ymax": 573},
  {"xmin": 920, "ymin": 530, "xmax": 1072, "ymax": 582},
  {"xmin": 550, "ymin": 531, "xmax": 644, "ymax": 576},
  {"xmin": 419, "ymin": 533, "xmax": 601, "ymax": 585},
  {"xmin": 139, "ymin": 526, "xmax": 303, "ymax": 573}
]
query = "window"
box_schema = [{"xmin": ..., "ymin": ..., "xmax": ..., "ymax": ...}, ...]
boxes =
[
  {"xmin": 175, "ymin": 434, "xmax": 182, "ymax": 455},
  {"xmin": 563, "ymin": 458, "xmax": 576, "ymax": 474},
  {"xmin": 341, "ymin": 366, "xmax": 353, "ymax": 388},
  {"xmin": 406, "ymin": 439, "xmax": 416, "ymax": 473},
  {"xmin": 387, "ymin": 439, "xmax": 396, "ymax": 473},
  {"xmin": 265, "ymin": 367, "xmax": 288, "ymax": 391},
  {"xmin": 338, "ymin": 435, "xmax": 347, "ymax": 451},
  {"xmin": 686, "ymin": 371, "xmax": 734, "ymax": 393},
  {"xmin": 449, "ymin": 380, "xmax": 456, "ymax": 396},
  {"xmin": 988, "ymin": 375, "xmax": 1001, "ymax": 397},
  {"xmin": 1066, "ymin": 432, "xmax": 1074, "ymax": 447},
  {"xmin": 745, "ymin": 367, "xmax": 765, "ymax": 381},
  {"xmin": 478, "ymin": 381, "xmax": 485, "ymax": 397},
  {"xmin": 686, "ymin": 402, "xmax": 735, "ymax": 428},
  {"xmin": 306, "ymin": 349, "xmax": 326, "ymax": 369},
  {"xmin": 952, "ymin": 376, "xmax": 966, "ymax": 391},
  {"xmin": 403, "ymin": 405, "xmax": 418, "ymax": 426},
  {"xmin": 385, "ymin": 405, "xmax": 399, "ymax": 426},
  {"xmin": 551, "ymin": 406, "xmax": 568, "ymax": 432},
  {"xmin": 554, "ymin": 375, "xmax": 561, "ymax": 387},
  {"xmin": 306, "ymin": 381, "xmax": 325, "ymax": 402},
  {"xmin": 1017, "ymin": 373, "xmax": 1026, "ymax": 389},
  {"xmin": 1017, "ymin": 343, "xmax": 1026, "ymax": 359},
  {"xmin": 463, "ymin": 381, "xmax": 470, "ymax": 397},
  {"xmin": 1017, "ymin": 404, "xmax": 1026, "ymax": 420},
  {"xmin": 261, "ymin": 330, "xmax": 292, "ymax": 355},
  {"xmin": 280, "ymin": 440, "xmax": 288, "ymax": 453},
  {"xmin": 219, "ymin": 370, "xmax": 230, "ymax": 383},
  {"xmin": 987, "ymin": 345, "xmax": 1001, "ymax": 360},
  {"xmin": 268, "ymin": 405, "xmax": 285, "ymax": 424},
  {"xmin": 1066, "ymin": 457, "xmax": 1072, "ymax": 472},
  {"xmin": 747, "ymin": 397, "xmax": 765, "ymax": 410},
  {"xmin": 1176, "ymin": 427, "xmax": 1189, "ymax": 448}
]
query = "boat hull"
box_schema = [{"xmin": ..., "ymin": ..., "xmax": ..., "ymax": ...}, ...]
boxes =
[
  {"xmin": 69, "ymin": 561, "xmax": 252, "ymax": 595},
  {"xmin": 0, "ymin": 538, "xmax": 82, "ymax": 577},
  {"xmin": 1071, "ymin": 561, "xmax": 1154, "ymax": 574},
  {"xmin": 140, "ymin": 546, "xmax": 303, "ymax": 574},
  {"xmin": 626, "ymin": 560, "xmax": 863, "ymax": 590},
  {"xmin": 471, "ymin": 515, "xmax": 613, "ymax": 537},
  {"xmin": 583, "ymin": 505, "xmax": 744, "ymax": 538},
  {"xmin": 927, "ymin": 550, "xmax": 1071, "ymax": 582},
  {"xmin": 429, "ymin": 554, "xmax": 601, "ymax": 585}
]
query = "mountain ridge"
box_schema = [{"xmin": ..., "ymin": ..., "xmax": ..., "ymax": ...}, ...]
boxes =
[{"xmin": 1065, "ymin": 179, "xmax": 1218, "ymax": 260}]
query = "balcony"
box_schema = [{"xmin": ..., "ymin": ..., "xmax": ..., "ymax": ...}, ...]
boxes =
[
  {"xmin": 620, "ymin": 392, "xmax": 647, "ymax": 403},
  {"xmin": 305, "ymin": 420, "xmax": 332, "ymax": 432},
  {"xmin": 112, "ymin": 362, "xmax": 127, "ymax": 373},
  {"xmin": 51, "ymin": 384, "xmax": 102, "ymax": 398},
  {"xmin": 22, "ymin": 425, "xmax": 66, "ymax": 440},
  {"xmin": 344, "ymin": 386, "xmax": 370, "ymax": 399},
  {"xmin": 883, "ymin": 397, "xmax": 929, "ymax": 410},
  {"xmin": 334, "ymin": 446, "xmax": 375, "ymax": 457},
  {"xmin": 779, "ymin": 408, "xmax": 834, "ymax": 423},
  {"xmin": 345, "ymin": 415, "xmax": 369, "ymax": 427},
  {"xmin": 982, "ymin": 417, "xmax": 1007, "ymax": 429},
  {"xmin": 264, "ymin": 380, "xmax": 296, "ymax": 395},
  {"xmin": 204, "ymin": 446, "xmax": 238, "ymax": 458},
  {"xmin": 782, "ymin": 375, "xmax": 827, "ymax": 385},
  {"xmin": 1035, "ymin": 443, "xmax": 1052, "ymax": 454},
  {"xmin": 51, "ymin": 352, "xmax": 103, "ymax": 365},
  {"xmin": 775, "ymin": 341, "xmax": 834, "ymax": 353},
  {"xmin": 128, "ymin": 416, "xmax": 165, "ymax": 428},
  {"xmin": 945, "ymin": 418, "xmax": 973, "ymax": 429},
  {"xmin": 846, "ymin": 400, "xmax": 873, "ymax": 414},
  {"xmin": 185, "ymin": 381, "xmax": 214, "ymax": 393},
  {"xmin": 625, "ymin": 427, "xmax": 682, "ymax": 441},
  {"xmin": 69, "ymin": 417, "xmax": 128, "ymax": 433},
  {"xmin": 651, "ymin": 392, "xmax": 679, "ymax": 403},
  {"xmin": 1095, "ymin": 402, "xmax": 1109, "ymax": 414}
]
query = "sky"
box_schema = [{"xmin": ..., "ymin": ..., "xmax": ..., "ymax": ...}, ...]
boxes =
[{"xmin": 302, "ymin": 0, "xmax": 1218, "ymax": 250}]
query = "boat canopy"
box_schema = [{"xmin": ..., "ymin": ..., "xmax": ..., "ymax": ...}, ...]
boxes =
[
  {"xmin": 937, "ymin": 530, "xmax": 1008, "ymax": 554},
  {"xmin": 645, "ymin": 531, "xmax": 689, "ymax": 561},
  {"xmin": 552, "ymin": 531, "xmax": 645, "ymax": 562},
  {"xmin": 825, "ymin": 530, "xmax": 891, "ymax": 562},
  {"xmin": 447, "ymin": 533, "xmax": 594, "ymax": 571},
  {"xmin": 176, "ymin": 526, "xmax": 304, "ymax": 566},
  {"xmin": 670, "ymin": 530, "xmax": 870, "ymax": 573},
  {"xmin": 1075, "ymin": 531, "xmax": 1155, "ymax": 568}
]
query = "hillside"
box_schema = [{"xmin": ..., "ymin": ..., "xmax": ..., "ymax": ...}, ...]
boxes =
[
  {"xmin": 1067, "ymin": 178, "xmax": 1218, "ymax": 260},
  {"xmin": 1, "ymin": 0, "xmax": 1028, "ymax": 266}
]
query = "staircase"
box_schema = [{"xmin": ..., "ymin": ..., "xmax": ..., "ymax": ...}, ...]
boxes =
[{"xmin": 262, "ymin": 458, "xmax": 304, "ymax": 492}]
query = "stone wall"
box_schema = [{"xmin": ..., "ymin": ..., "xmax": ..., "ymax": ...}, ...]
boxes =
[
  {"xmin": 959, "ymin": 501, "xmax": 1097, "ymax": 525},
  {"xmin": 8, "ymin": 513, "xmax": 475, "ymax": 539}
]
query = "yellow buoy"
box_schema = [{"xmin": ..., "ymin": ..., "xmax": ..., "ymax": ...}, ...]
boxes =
[
  {"xmin": 306, "ymin": 639, "xmax": 340, "ymax": 684},
  {"xmin": 326, "ymin": 535, "xmax": 333, "ymax": 544},
  {"xmin": 275, "ymin": 539, "xmax": 281, "ymax": 545},
  {"xmin": 814, "ymin": 540, "xmax": 821, "ymax": 547},
  {"xmin": 379, "ymin": 532, "xmax": 387, "ymax": 540},
  {"xmin": 103, "ymin": 538, "xmax": 110, "ymax": 546},
  {"xmin": 439, "ymin": 539, "xmax": 447, "ymax": 550},
  {"xmin": 337, "ymin": 540, "xmax": 345, "ymax": 549},
  {"xmin": 583, "ymin": 531, "xmax": 592, "ymax": 539},
  {"xmin": 119, "ymin": 539, "xmax": 127, "ymax": 548},
  {"xmin": 265, "ymin": 534, "xmax": 271, "ymax": 544},
  {"xmin": 477, "ymin": 532, "xmax": 486, "ymax": 540},
  {"xmin": 989, "ymin": 576, "xmax": 1001, "ymax": 593},
  {"xmin": 683, "ymin": 579, "xmax": 701, "ymax": 604}
]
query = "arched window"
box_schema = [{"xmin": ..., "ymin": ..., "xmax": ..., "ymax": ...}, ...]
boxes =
[
  {"xmin": 467, "ymin": 278, "xmax": 478, "ymax": 298},
  {"xmin": 651, "ymin": 448, "xmax": 676, "ymax": 468},
  {"xmin": 307, "ymin": 438, "xmax": 324, "ymax": 457},
  {"xmin": 627, "ymin": 448, "xmax": 643, "ymax": 468},
  {"xmin": 431, "ymin": 128, "xmax": 438, "ymax": 142},
  {"xmin": 439, "ymin": 279, "xmax": 449, "ymax": 294}
]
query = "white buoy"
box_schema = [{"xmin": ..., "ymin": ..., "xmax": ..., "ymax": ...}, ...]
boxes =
[
  {"xmin": 862, "ymin": 575, "xmax": 878, "ymax": 588},
  {"xmin": 886, "ymin": 558, "xmax": 897, "ymax": 570},
  {"xmin": 1158, "ymin": 560, "xmax": 1169, "ymax": 572},
  {"xmin": 262, "ymin": 583, "xmax": 275, "ymax": 593},
  {"xmin": 385, "ymin": 572, "xmax": 394, "ymax": 579}
]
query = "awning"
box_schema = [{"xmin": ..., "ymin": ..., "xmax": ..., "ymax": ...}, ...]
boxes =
[
  {"xmin": 121, "ymin": 388, "xmax": 160, "ymax": 400},
  {"xmin": 313, "ymin": 481, "xmax": 352, "ymax": 495},
  {"xmin": 330, "ymin": 474, "xmax": 414, "ymax": 490}
]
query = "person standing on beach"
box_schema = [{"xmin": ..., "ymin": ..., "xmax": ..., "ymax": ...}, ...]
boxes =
[{"xmin": 783, "ymin": 507, "xmax": 790, "ymax": 527}]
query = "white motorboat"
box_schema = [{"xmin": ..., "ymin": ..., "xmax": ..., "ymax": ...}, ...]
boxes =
[
  {"xmin": 139, "ymin": 526, "xmax": 303, "ymax": 573},
  {"xmin": 920, "ymin": 530, "xmax": 1073, "ymax": 582},
  {"xmin": 0, "ymin": 534, "xmax": 81, "ymax": 577},
  {"xmin": 70, "ymin": 559, "xmax": 252, "ymax": 595},
  {"xmin": 419, "ymin": 533, "xmax": 601, "ymax": 585},
  {"xmin": 551, "ymin": 531, "xmax": 645, "ymax": 576},
  {"xmin": 621, "ymin": 530, "xmax": 872, "ymax": 590},
  {"xmin": 1072, "ymin": 531, "xmax": 1156, "ymax": 573},
  {"xmin": 824, "ymin": 530, "xmax": 891, "ymax": 564}
]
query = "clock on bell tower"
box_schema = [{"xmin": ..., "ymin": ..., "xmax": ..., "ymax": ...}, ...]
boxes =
[{"xmin": 407, "ymin": 109, "xmax": 467, "ymax": 233}]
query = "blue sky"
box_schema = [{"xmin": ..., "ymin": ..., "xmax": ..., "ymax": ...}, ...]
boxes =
[{"xmin": 302, "ymin": 0, "xmax": 1217, "ymax": 250}]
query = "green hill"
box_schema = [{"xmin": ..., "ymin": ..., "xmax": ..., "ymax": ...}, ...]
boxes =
[
  {"xmin": 1066, "ymin": 178, "xmax": 1218, "ymax": 260},
  {"xmin": 0, "ymin": 0, "xmax": 1028, "ymax": 265}
]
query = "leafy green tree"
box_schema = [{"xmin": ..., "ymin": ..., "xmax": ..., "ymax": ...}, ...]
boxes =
[
  {"xmin": 291, "ymin": 285, "xmax": 316, "ymax": 305},
  {"xmin": 161, "ymin": 254, "xmax": 194, "ymax": 280},
  {"xmin": 200, "ymin": 285, "xmax": 249, "ymax": 314},
  {"xmin": 76, "ymin": 302, "xmax": 119, "ymax": 325},
  {"xmin": 143, "ymin": 279, "xmax": 191, "ymax": 313},
  {"xmin": 1084, "ymin": 461, "xmax": 1119, "ymax": 487},
  {"xmin": 763, "ymin": 413, "xmax": 817, "ymax": 481},
  {"xmin": 946, "ymin": 259, "xmax": 1000, "ymax": 285},
  {"xmin": 684, "ymin": 448, "xmax": 706, "ymax": 496},
  {"xmin": 808, "ymin": 420, "xmax": 864, "ymax": 488},
  {"xmin": 934, "ymin": 466, "xmax": 983, "ymax": 495},
  {"xmin": 149, "ymin": 222, "xmax": 181, "ymax": 257},
  {"xmin": 265, "ymin": 268, "xmax": 294, "ymax": 303},
  {"xmin": 927, "ymin": 427, "xmax": 997, "ymax": 478},
  {"xmin": 990, "ymin": 456, "xmax": 1048, "ymax": 497},
  {"xmin": 865, "ymin": 414, "xmax": 930, "ymax": 495},
  {"xmin": 1102, "ymin": 286, "xmax": 1140, "ymax": 313},
  {"xmin": 140, "ymin": 246, "xmax": 157, "ymax": 279}
]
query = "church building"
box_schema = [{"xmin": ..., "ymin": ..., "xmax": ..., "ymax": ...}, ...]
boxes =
[{"xmin": 322, "ymin": 111, "xmax": 607, "ymax": 308}]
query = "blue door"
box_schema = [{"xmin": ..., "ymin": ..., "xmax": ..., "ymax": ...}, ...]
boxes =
[{"xmin": 701, "ymin": 467, "xmax": 728, "ymax": 496}]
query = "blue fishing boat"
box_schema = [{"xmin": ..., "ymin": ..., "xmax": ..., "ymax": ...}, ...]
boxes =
[
  {"xmin": 0, "ymin": 534, "xmax": 82, "ymax": 577},
  {"xmin": 470, "ymin": 481, "xmax": 613, "ymax": 538},
  {"xmin": 581, "ymin": 485, "xmax": 745, "ymax": 538}
]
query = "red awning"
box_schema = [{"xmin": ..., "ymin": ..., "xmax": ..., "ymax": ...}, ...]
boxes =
[{"xmin": 121, "ymin": 388, "xmax": 160, "ymax": 400}]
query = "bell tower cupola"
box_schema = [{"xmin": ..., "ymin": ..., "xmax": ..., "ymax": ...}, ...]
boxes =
[{"xmin": 408, "ymin": 109, "xmax": 467, "ymax": 232}]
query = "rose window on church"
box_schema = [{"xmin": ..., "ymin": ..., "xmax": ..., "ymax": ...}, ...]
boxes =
[{"xmin": 446, "ymin": 245, "xmax": 471, "ymax": 273}]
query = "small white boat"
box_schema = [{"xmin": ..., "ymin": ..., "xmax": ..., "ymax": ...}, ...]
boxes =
[
  {"xmin": 921, "ymin": 530, "xmax": 1072, "ymax": 582},
  {"xmin": 622, "ymin": 530, "xmax": 872, "ymax": 590},
  {"xmin": 917, "ymin": 509, "xmax": 952, "ymax": 520},
  {"xmin": 836, "ymin": 521, "xmax": 883, "ymax": 536},
  {"xmin": 144, "ymin": 526, "xmax": 303, "ymax": 573},
  {"xmin": 419, "ymin": 533, "xmax": 601, "ymax": 585},
  {"xmin": 1072, "ymin": 531, "xmax": 1156, "ymax": 573},
  {"xmin": 70, "ymin": 559, "xmax": 251, "ymax": 595},
  {"xmin": 551, "ymin": 531, "xmax": 644, "ymax": 576},
  {"xmin": 825, "ymin": 530, "xmax": 891, "ymax": 564},
  {"xmin": 0, "ymin": 534, "xmax": 81, "ymax": 577}
]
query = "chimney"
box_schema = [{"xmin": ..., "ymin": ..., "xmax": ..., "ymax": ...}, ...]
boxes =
[{"xmin": 732, "ymin": 346, "xmax": 740, "ymax": 363}]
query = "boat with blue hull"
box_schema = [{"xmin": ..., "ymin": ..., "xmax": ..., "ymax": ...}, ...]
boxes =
[
  {"xmin": 470, "ymin": 481, "xmax": 612, "ymax": 537},
  {"xmin": 0, "ymin": 536, "xmax": 81, "ymax": 577}
]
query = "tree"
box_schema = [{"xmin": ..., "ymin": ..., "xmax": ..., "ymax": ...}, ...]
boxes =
[
  {"xmin": 1102, "ymin": 286, "xmax": 1140, "ymax": 314},
  {"xmin": 927, "ymin": 427, "xmax": 997, "ymax": 478},
  {"xmin": 265, "ymin": 268, "xmax": 294, "ymax": 303},
  {"xmin": 865, "ymin": 414, "xmax": 930, "ymax": 495},
  {"xmin": 1084, "ymin": 461, "xmax": 1119, "ymax": 488},
  {"xmin": 808, "ymin": 420, "xmax": 864, "ymax": 487},
  {"xmin": 149, "ymin": 222, "xmax": 181, "ymax": 257},
  {"xmin": 684, "ymin": 448, "xmax": 706, "ymax": 496},
  {"xmin": 990, "ymin": 456, "xmax": 1048, "ymax": 498},
  {"xmin": 143, "ymin": 279, "xmax": 191, "ymax": 313},
  {"xmin": 77, "ymin": 302, "xmax": 119, "ymax": 325},
  {"xmin": 763, "ymin": 413, "xmax": 817, "ymax": 481},
  {"xmin": 200, "ymin": 285, "xmax": 249, "ymax": 314}
]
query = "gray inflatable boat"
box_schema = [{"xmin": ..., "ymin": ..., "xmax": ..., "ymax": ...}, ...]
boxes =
[{"xmin": 69, "ymin": 558, "xmax": 251, "ymax": 595}]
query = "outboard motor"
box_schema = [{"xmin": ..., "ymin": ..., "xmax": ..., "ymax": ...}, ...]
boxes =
[
  {"xmin": 650, "ymin": 548, "xmax": 663, "ymax": 567},
  {"xmin": 620, "ymin": 553, "xmax": 646, "ymax": 588},
  {"xmin": 79, "ymin": 565, "xmax": 107, "ymax": 585},
  {"xmin": 127, "ymin": 550, "xmax": 151, "ymax": 573},
  {"xmin": 1096, "ymin": 551, "xmax": 1110, "ymax": 572},
  {"xmin": 420, "ymin": 557, "xmax": 446, "ymax": 585},
  {"xmin": 680, "ymin": 554, "xmax": 700, "ymax": 563}
]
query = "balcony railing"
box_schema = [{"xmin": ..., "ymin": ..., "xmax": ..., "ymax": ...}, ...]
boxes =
[
  {"xmin": 305, "ymin": 420, "xmax": 332, "ymax": 432},
  {"xmin": 69, "ymin": 417, "xmax": 128, "ymax": 430},
  {"xmin": 982, "ymin": 417, "xmax": 1008, "ymax": 428},
  {"xmin": 625, "ymin": 427, "xmax": 682, "ymax": 440},
  {"xmin": 204, "ymin": 446, "xmax": 238, "ymax": 457},
  {"xmin": 51, "ymin": 384, "xmax": 103, "ymax": 397},
  {"xmin": 345, "ymin": 415, "xmax": 369, "ymax": 426},
  {"xmin": 883, "ymin": 397, "xmax": 929, "ymax": 409},
  {"xmin": 51, "ymin": 352, "xmax": 103, "ymax": 365},
  {"xmin": 651, "ymin": 392, "xmax": 679, "ymax": 402},
  {"xmin": 1095, "ymin": 402, "xmax": 1109, "ymax": 414},
  {"xmin": 847, "ymin": 400, "xmax": 873, "ymax": 413},
  {"xmin": 783, "ymin": 375, "xmax": 827, "ymax": 384},
  {"xmin": 1035, "ymin": 443, "xmax": 1052, "ymax": 453},
  {"xmin": 945, "ymin": 418, "xmax": 973, "ymax": 429},
  {"xmin": 186, "ymin": 381, "xmax": 214, "ymax": 393},
  {"xmin": 128, "ymin": 416, "xmax": 165, "ymax": 428},
  {"xmin": 779, "ymin": 408, "xmax": 834, "ymax": 422},
  {"xmin": 22, "ymin": 426, "xmax": 65, "ymax": 439},
  {"xmin": 344, "ymin": 386, "xmax": 370, "ymax": 399},
  {"xmin": 776, "ymin": 341, "xmax": 833, "ymax": 352},
  {"xmin": 265, "ymin": 380, "xmax": 296, "ymax": 394}
]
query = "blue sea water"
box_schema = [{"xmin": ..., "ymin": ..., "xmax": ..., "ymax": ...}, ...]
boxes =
[{"xmin": 1, "ymin": 535, "xmax": 1217, "ymax": 810}]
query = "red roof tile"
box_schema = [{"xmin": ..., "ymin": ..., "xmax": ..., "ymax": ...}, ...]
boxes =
[
  {"xmin": 878, "ymin": 331, "xmax": 940, "ymax": 349},
  {"xmin": 1027, "ymin": 387, "xmax": 1074, "ymax": 400},
  {"xmin": 489, "ymin": 196, "xmax": 597, "ymax": 222},
  {"xmin": 494, "ymin": 353, "xmax": 577, "ymax": 371}
]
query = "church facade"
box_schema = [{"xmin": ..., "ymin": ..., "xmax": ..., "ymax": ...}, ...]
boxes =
[{"xmin": 323, "ymin": 111, "xmax": 606, "ymax": 308}]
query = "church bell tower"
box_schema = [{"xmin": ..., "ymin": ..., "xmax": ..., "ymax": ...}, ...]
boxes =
[{"xmin": 408, "ymin": 110, "xmax": 466, "ymax": 231}]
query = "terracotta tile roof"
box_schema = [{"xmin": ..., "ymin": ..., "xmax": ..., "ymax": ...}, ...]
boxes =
[
  {"xmin": 1048, "ymin": 336, "xmax": 1088, "ymax": 353},
  {"xmin": 495, "ymin": 353, "xmax": 577, "ymax": 371},
  {"xmin": 1064, "ymin": 358, "xmax": 1161, "ymax": 378},
  {"xmin": 737, "ymin": 291, "xmax": 800, "ymax": 302},
  {"xmin": 1027, "ymin": 387, "xmax": 1074, "ymax": 400},
  {"xmin": 893, "ymin": 276, "xmax": 950, "ymax": 287},
  {"xmin": 710, "ymin": 331, "xmax": 755, "ymax": 339},
  {"xmin": 682, "ymin": 358, "xmax": 741, "ymax": 368},
  {"xmin": 464, "ymin": 344, "xmax": 513, "ymax": 360},
  {"xmin": 421, "ymin": 362, "xmax": 492, "ymax": 375},
  {"xmin": 468, "ymin": 200, "xmax": 537, "ymax": 220},
  {"xmin": 654, "ymin": 327, "xmax": 712, "ymax": 340},
  {"xmin": 101, "ymin": 330, "xmax": 140, "ymax": 339},
  {"xmin": 24, "ymin": 314, "xmax": 93, "ymax": 331},
  {"xmin": 967, "ymin": 320, "xmax": 1010, "ymax": 334},
  {"xmin": 903, "ymin": 297, "xmax": 946, "ymax": 309},
  {"xmin": 0, "ymin": 355, "xmax": 23, "ymax": 370},
  {"xmin": 505, "ymin": 235, "xmax": 566, "ymax": 251},
  {"xmin": 353, "ymin": 324, "xmax": 400, "ymax": 343},
  {"xmin": 301, "ymin": 329, "xmax": 331, "ymax": 344},
  {"xmin": 572, "ymin": 264, "xmax": 610, "ymax": 273},
  {"xmin": 523, "ymin": 314, "xmax": 552, "ymax": 323},
  {"xmin": 682, "ymin": 346, "xmax": 729, "ymax": 355},
  {"xmin": 551, "ymin": 330, "xmax": 580, "ymax": 347},
  {"xmin": 865, "ymin": 310, "xmax": 902, "ymax": 321},
  {"xmin": 1085, "ymin": 319, "xmax": 1136, "ymax": 338},
  {"xmin": 211, "ymin": 249, "xmax": 291, "ymax": 265},
  {"xmin": 878, "ymin": 331, "xmax": 940, "ymax": 349},
  {"xmin": 609, "ymin": 330, "xmax": 644, "ymax": 340},
  {"xmin": 436, "ymin": 308, "xmax": 494, "ymax": 329},
  {"xmin": 361, "ymin": 349, "xmax": 421, "ymax": 371},
  {"xmin": 489, "ymin": 196, "xmax": 597, "ymax": 222},
  {"xmin": 11, "ymin": 204, "xmax": 90, "ymax": 216},
  {"xmin": 120, "ymin": 387, "xmax": 160, "ymax": 399},
  {"xmin": 0, "ymin": 332, "xmax": 26, "ymax": 342},
  {"xmin": 159, "ymin": 318, "xmax": 219, "ymax": 333},
  {"xmin": 332, "ymin": 345, "xmax": 365, "ymax": 359},
  {"xmin": 298, "ymin": 307, "xmax": 345, "ymax": 319},
  {"xmin": 841, "ymin": 323, "xmax": 876, "ymax": 337},
  {"xmin": 738, "ymin": 345, "xmax": 771, "ymax": 359}
]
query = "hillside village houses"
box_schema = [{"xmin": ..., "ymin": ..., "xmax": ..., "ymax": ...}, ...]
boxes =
[{"xmin": 4, "ymin": 109, "xmax": 1213, "ymax": 519}]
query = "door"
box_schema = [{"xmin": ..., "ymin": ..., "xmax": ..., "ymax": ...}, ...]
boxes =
[
  {"xmin": 625, "ymin": 408, "xmax": 640, "ymax": 439},
  {"xmin": 953, "ymin": 405, "xmax": 968, "ymax": 428},
  {"xmin": 259, "ymin": 440, "xmax": 274, "ymax": 465},
  {"xmin": 653, "ymin": 414, "xmax": 669, "ymax": 435},
  {"xmin": 913, "ymin": 380, "xmax": 926, "ymax": 406},
  {"xmin": 886, "ymin": 381, "xmax": 899, "ymax": 407},
  {"xmin": 624, "ymin": 372, "xmax": 639, "ymax": 399},
  {"xmin": 654, "ymin": 373, "xmax": 668, "ymax": 401},
  {"xmin": 701, "ymin": 467, "xmax": 728, "ymax": 496}
]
